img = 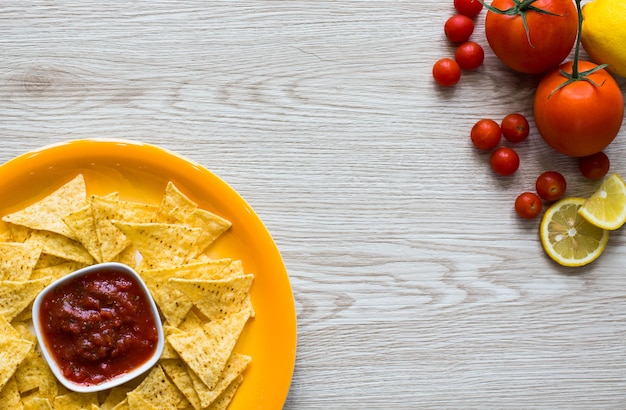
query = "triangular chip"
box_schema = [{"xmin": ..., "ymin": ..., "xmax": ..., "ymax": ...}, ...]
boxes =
[
  {"xmin": 183, "ymin": 208, "xmax": 231, "ymax": 256},
  {"xmin": 189, "ymin": 353, "xmax": 251, "ymax": 408},
  {"xmin": 25, "ymin": 230, "xmax": 94, "ymax": 265},
  {"xmin": 21, "ymin": 395, "xmax": 53, "ymax": 410},
  {"xmin": 167, "ymin": 309, "xmax": 251, "ymax": 390},
  {"xmin": 52, "ymin": 392, "xmax": 99, "ymax": 409},
  {"xmin": 131, "ymin": 365, "xmax": 185, "ymax": 409},
  {"xmin": 113, "ymin": 222, "xmax": 202, "ymax": 269},
  {"xmin": 169, "ymin": 274, "xmax": 254, "ymax": 320},
  {"xmin": 0, "ymin": 335, "xmax": 33, "ymax": 392},
  {"xmin": 14, "ymin": 346, "xmax": 58, "ymax": 400},
  {"xmin": 30, "ymin": 261, "xmax": 87, "ymax": 281},
  {"xmin": 157, "ymin": 182, "xmax": 198, "ymax": 223},
  {"xmin": 207, "ymin": 375, "xmax": 244, "ymax": 410},
  {"xmin": 0, "ymin": 377, "xmax": 21, "ymax": 409},
  {"xmin": 140, "ymin": 270, "xmax": 193, "ymax": 328},
  {"xmin": 126, "ymin": 391, "xmax": 158, "ymax": 410},
  {"xmin": 160, "ymin": 359, "xmax": 202, "ymax": 410},
  {"xmin": 91, "ymin": 196, "xmax": 158, "ymax": 262},
  {"xmin": 0, "ymin": 242, "xmax": 41, "ymax": 281},
  {"xmin": 0, "ymin": 277, "xmax": 51, "ymax": 321},
  {"xmin": 1, "ymin": 174, "xmax": 87, "ymax": 239}
]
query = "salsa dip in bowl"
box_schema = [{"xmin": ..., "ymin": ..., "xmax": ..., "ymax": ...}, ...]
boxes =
[{"xmin": 32, "ymin": 262, "xmax": 164, "ymax": 393}]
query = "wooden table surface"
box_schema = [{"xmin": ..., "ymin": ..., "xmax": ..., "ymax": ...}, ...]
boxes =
[{"xmin": 1, "ymin": 1, "xmax": 625, "ymax": 408}]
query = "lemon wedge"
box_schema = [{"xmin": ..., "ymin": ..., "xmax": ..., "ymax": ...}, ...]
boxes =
[
  {"xmin": 578, "ymin": 173, "xmax": 626, "ymax": 230},
  {"xmin": 540, "ymin": 197, "xmax": 609, "ymax": 267}
]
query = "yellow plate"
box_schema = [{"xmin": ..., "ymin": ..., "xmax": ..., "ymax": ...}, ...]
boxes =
[{"xmin": 0, "ymin": 139, "xmax": 297, "ymax": 409}]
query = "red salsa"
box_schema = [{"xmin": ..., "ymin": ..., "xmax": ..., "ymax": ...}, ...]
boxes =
[{"xmin": 38, "ymin": 269, "xmax": 160, "ymax": 386}]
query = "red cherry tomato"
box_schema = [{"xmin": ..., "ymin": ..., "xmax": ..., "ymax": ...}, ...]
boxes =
[
  {"xmin": 515, "ymin": 192, "xmax": 543, "ymax": 219},
  {"xmin": 500, "ymin": 113, "xmax": 530, "ymax": 143},
  {"xmin": 534, "ymin": 61, "xmax": 624, "ymax": 157},
  {"xmin": 455, "ymin": 41, "xmax": 485, "ymax": 70},
  {"xmin": 454, "ymin": 0, "xmax": 484, "ymax": 17},
  {"xmin": 470, "ymin": 119, "xmax": 501, "ymax": 150},
  {"xmin": 535, "ymin": 171, "xmax": 566, "ymax": 202},
  {"xmin": 444, "ymin": 14, "xmax": 474, "ymax": 43},
  {"xmin": 579, "ymin": 152, "xmax": 610, "ymax": 180},
  {"xmin": 432, "ymin": 58, "xmax": 461, "ymax": 87},
  {"xmin": 490, "ymin": 147, "xmax": 519, "ymax": 176},
  {"xmin": 484, "ymin": 0, "xmax": 578, "ymax": 73}
]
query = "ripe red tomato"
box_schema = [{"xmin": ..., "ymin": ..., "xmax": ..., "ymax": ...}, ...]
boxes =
[
  {"xmin": 534, "ymin": 61, "xmax": 624, "ymax": 157},
  {"xmin": 432, "ymin": 58, "xmax": 461, "ymax": 87},
  {"xmin": 454, "ymin": 0, "xmax": 483, "ymax": 17},
  {"xmin": 484, "ymin": 0, "xmax": 577, "ymax": 73},
  {"xmin": 500, "ymin": 113, "xmax": 529, "ymax": 143},
  {"xmin": 470, "ymin": 119, "xmax": 501, "ymax": 150},
  {"xmin": 490, "ymin": 147, "xmax": 519, "ymax": 176},
  {"xmin": 444, "ymin": 14, "xmax": 474, "ymax": 43},
  {"xmin": 515, "ymin": 192, "xmax": 542, "ymax": 220},
  {"xmin": 455, "ymin": 41, "xmax": 484, "ymax": 70},
  {"xmin": 535, "ymin": 171, "xmax": 566, "ymax": 202},
  {"xmin": 579, "ymin": 152, "xmax": 610, "ymax": 180}
]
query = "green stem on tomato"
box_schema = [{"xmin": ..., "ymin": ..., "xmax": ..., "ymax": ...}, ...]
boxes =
[
  {"xmin": 480, "ymin": 0, "xmax": 561, "ymax": 47},
  {"xmin": 548, "ymin": 0, "xmax": 609, "ymax": 97}
]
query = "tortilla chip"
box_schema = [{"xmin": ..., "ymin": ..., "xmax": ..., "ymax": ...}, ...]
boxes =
[
  {"xmin": 183, "ymin": 208, "xmax": 231, "ymax": 256},
  {"xmin": 0, "ymin": 313, "xmax": 20, "ymax": 339},
  {"xmin": 34, "ymin": 254, "xmax": 68, "ymax": 269},
  {"xmin": 14, "ymin": 348, "xmax": 58, "ymax": 401},
  {"xmin": 207, "ymin": 375, "xmax": 244, "ymax": 410},
  {"xmin": 0, "ymin": 335, "xmax": 33, "ymax": 392},
  {"xmin": 141, "ymin": 271, "xmax": 193, "ymax": 328},
  {"xmin": 157, "ymin": 182, "xmax": 198, "ymax": 223},
  {"xmin": 6, "ymin": 223, "xmax": 31, "ymax": 243},
  {"xmin": 52, "ymin": 392, "xmax": 99, "ymax": 409},
  {"xmin": 113, "ymin": 222, "xmax": 202, "ymax": 269},
  {"xmin": 167, "ymin": 309, "xmax": 251, "ymax": 390},
  {"xmin": 130, "ymin": 365, "xmax": 185, "ymax": 409},
  {"xmin": 62, "ymin": 204, "xmax": 100, "ymax": 262},
  {"xmin": 160, "ymin": 359, "xmax": 202, "ymax": 410},
  {"xmin": 91, "ymin": 196, "xmax": 158, "ymax": 262},
  {"xmin": 189, "ymin": 353, "xmax": 251, "ymax": 408},
  {"xmin": 1, "ymin": 175, "xmax": 87, "ymax": 240},
  {"xmin": 169, "ymin": 274, "xmax": 254, "ymax": 320},
  {"xmin": 30, "ymin": 261, "xmax": 86, "ymax": 281},
  {"xmin": 0, "ymin": 277, "xmax": 51, "ymax": 321},
  {"xmin": 21, "ymin": 395, "xmax": 52, "ymax": 410},
  {"xmin": 25, "ymin": 231, "xmax": 94, "ymax": 265},
  {"xmin": 0, "ymin": 242, "xmax": 42, "ymax": 281},
  {"xmin": 109, "ymin": 398, "xmax": 129, "ymax": 410},
  {"xmin": 0, "ymin": 377, "xmax": 21, "ymax": 409},
  {"xmin": 100, "ymin": 386, "xmax": 134, "ymax": 410}
]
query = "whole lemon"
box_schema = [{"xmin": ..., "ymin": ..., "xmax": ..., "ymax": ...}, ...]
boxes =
[{"xmin": 581, "ymin": 0, "xmax": 626, "ymax": 77}]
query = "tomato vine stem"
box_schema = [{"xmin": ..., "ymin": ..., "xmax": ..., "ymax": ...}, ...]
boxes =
[
  {"xmin": 548, "ymin": 0, "xmax": 609, "ymax": 97},
  {"xmin": 480, "ymin": 0, "xmax": 561, "ymax": 48}
]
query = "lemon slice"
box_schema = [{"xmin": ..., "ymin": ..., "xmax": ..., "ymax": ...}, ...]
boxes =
[
  {"xmin": 578, "ymin": 173, "xmax": 626, "ymax": 230},
  {"xmin": 540, "ymin": 197, "xmax": 609, "ymax": 267}
]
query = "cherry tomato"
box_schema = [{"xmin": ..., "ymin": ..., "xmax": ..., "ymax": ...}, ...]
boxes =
[
  {"xmin": 500, "ymin": 113, "xmax": 529, "ymax": 143},
  {"xmin": 484, "ymin": 0, "xmax": 577, "ymax": 73},
  {"xmin": 534, "ymin": 61, "xmax": 624, "ymax": 157},
  {"xmin": 432, "ymin": 58, "xmax": 461, "ymax": 87},
  {"xmin": 490, "ymin": 147, "xmax": 519, "ymax": 176},
  {"xmin": 515, "ymin": 192, "xmax": 542, "ymax": 220},
  {"xmin": 579, "ymin": 152, "xmax": 610, "ymax": 180},
  {"xmin": 454, "ymin": 0, "xmax": 483, "ymax": 17},
  {"xmin": 454, "ymin": 41, "xmax": 484, "ymax": 70},
  {"xmin": 470, "ymin": 119, "xmax": 501, "ymax": 150},
  {"xmin": 535, "ymin": 171, "xmax": 566, "ymax": 202},
  {"xmin": 444, "ymin": 14, "xmax": 474, "ymax": 43}
]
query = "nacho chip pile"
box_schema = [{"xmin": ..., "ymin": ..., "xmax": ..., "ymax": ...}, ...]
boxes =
[{"xmin": 0, "ymin": 174, "xmax": 254, "ymax": 409}]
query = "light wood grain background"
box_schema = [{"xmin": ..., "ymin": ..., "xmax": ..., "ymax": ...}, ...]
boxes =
[{"xmin": 1, "ymin": 1, "xmax": 625, "ymax": 408}]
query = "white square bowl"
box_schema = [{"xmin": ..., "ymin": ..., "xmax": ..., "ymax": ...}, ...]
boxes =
[{"xmin": 32, "ymin": 262, "xmax": 164, "ymax": 393}]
